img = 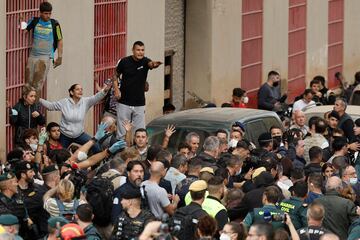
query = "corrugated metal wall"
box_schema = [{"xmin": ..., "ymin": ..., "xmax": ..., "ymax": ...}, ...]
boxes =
[
  {"xmin": 288, "ymin": 0, "xmax": 307, "ymax": 101},
  {"xmin": 93, "ymin": 0, "xmax": 127, "ymax": 131},
  {"xmin": 241, "ymin": 0, "xmax": 263, "ymax": 108},
  {"xmin": 6, "ymin": 0, "xmax": 45, "ymax": 152}
]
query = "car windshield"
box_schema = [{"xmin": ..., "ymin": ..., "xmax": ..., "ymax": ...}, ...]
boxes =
[{"xmin": 147, "ymin": 126, "xmax": 222, "ymax": 155}]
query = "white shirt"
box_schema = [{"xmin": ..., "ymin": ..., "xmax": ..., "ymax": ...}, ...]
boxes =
[{"xmin": 292, "ymin": 99, "xmax": 316, "ymax": 112}]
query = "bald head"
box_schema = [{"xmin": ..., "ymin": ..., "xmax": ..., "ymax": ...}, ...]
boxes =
[
  {"xmin": 319, "ymin": 233, "xmax": 340, "ymax": 240},
  {"xmin": 150, "ymin": 161, "xmax": 165, "ymax": 177},
  {"xmin": 293, "ymin": 110, "xmax": 306, "ymax": 127},
  {"xmin": 325, "ymin": 176, "xmax": 342, "ymax": 192}
]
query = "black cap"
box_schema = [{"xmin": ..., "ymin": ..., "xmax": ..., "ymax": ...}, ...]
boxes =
[
  {"xmin": 122, "ymin": 187, "xmax": 142, "ymax": 199},
  {"xmin": 42, "ymin": 165, "xmax": 59, "ymax": 175},
  {"xmin": 258, "ymin": 132, "xmax": 273, "ymax": 143},
  {"xmin": 15, "ymin": 161, "xmax": 33, "ymax": 173}
]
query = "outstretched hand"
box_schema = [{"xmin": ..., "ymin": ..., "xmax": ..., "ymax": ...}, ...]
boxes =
[
  {"xmin": 164, "ymin": 124, "xmax": 176, "ymax": 138},
  {"xmin": 94, "ymin": 122, "xmax": 109, "ymax": 140},
  {"xmin": 108, "ymin": 139, "xmax": 126, "ymax": 154}
]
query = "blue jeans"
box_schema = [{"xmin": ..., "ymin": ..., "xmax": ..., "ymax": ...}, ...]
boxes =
[{"xmin": 60, "ymin": 132, "xmax": 101, "ymax": 153}]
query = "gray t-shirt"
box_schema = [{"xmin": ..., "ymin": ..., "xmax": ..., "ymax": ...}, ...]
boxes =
[{"xmin": 141, "ymin": 180, "xmax": 170, "ymax": 219}]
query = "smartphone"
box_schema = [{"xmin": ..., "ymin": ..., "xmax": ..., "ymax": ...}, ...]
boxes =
[{"xmin": 104, "ymin": 78, "xmax": 112, "ymax": 86}]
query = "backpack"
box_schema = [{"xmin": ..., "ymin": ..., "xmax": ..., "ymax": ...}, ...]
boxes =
[
  {"xmin": 86, "ymin": 177, "xmax": 114, "ymax": 227},
  {"xmin": 170, "ymin": 207, "xmax": 201, "ymax": 240},
  {"xmin": 55, "ymin": 198, "xmax": 79, "ymax": 222},
  {"xmin": 26, "ymin": 17, "xmax": 62, "ymax": 51}
]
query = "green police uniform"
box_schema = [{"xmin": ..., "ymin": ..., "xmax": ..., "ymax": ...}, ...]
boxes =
[
  {"xmin": 243, "ymin": 204, "xmax": 286, "ymax": 230},
  {"xmin": 0, "ymin": 172, "xmax": 30, "ymax": 239},
  {"xmin": 84, "ymin": 224, "xmax": 102, "ymax": 240},
  {"xmin": 279, "ymin": 196, "xmax": 307, "ymax": 229}
]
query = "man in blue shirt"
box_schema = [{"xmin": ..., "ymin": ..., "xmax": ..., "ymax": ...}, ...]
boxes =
[{"xmin": 22, "ymin": 2, "xmax": 63, "ymax": 95}]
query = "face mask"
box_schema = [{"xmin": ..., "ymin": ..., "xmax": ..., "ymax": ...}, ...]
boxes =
[
  {"xmin": 273, "ymin": 81, "xmax": 280, "ymax": 87},
  {"xmin": 29, "ymin": 144, "xmax": 38, "ymax": 152},
  {"xmin": 273, "ymin": 136, "xmax": 282, "ymax": 143},
  {"xmin": 220, "ymin": 233, "xmax": 231, "ymax": 240},
  {"xmin": 243, "ymin": 96, "xmax": 249, "ymax": 104},
  {"xmin": 350, "ymin": 177, "xmax": 358, "ymax": 185},
  {"xmin": 77, "ymin": 151, "xmax": 88, "ymax": 161},
  {"xmin": 235, "ymin": 168, "xmax": 242, "ymax": 176},
  {"xmin": 229, "ymin": 139, "xmax": 238, "ymax": 148}
]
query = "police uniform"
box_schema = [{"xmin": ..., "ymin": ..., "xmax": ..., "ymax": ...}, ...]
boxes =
[
  {"xmin": 16, "ymin": 162, "xmax": 51, "ymax": 238},
  {"xmin": 0, "ymin": 214, "xmax": 24, "ymax": 240},
  {"xmin": 202, "ymin": 192, "xmax": 229, "ymax": 229},
  {"xmin": 41, "ymin": 216, "xmax": 69, "ymax": 240},
  {"xmin": 112, "ymin": 187, "xmax": 155, "ymax": 240},
  {"xmin": 173, "ymin": 180, "xmax": 209, "ymax": 240},
  {"xmin": 279, "ymin": 196, "xmax": 307, "ymax": 229},
  {"xmin": 243, "ymin": 204, "xmax": 286, "ymax": 230},
  {"xmin": 84, "ymin": 223, "xmax": 102, "ymax": 240},
  {"xmin": 297, "ymin": 225, "xmax": 328, "ymax": 240},
  {"xmin": 0, "ymin": 172, "xmax": 29, "ymax": 239}
]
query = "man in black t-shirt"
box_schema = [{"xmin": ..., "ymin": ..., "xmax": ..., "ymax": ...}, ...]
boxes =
[{"xmin": 113, "ymin": 41, "xmax": 162, "ymax": 138}]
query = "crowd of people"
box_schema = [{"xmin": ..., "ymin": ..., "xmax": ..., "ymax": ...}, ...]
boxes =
[{"xmin": 4, "ymin": 1, "xmax": 360, "ymax": 240}]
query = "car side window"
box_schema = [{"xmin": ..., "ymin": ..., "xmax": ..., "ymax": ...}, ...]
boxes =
[
  {"xmin": 245, "ymin": 120, "xmax": 267, "ymax": 146},
  {"xmin": 263, "ymin": 117, "xmax": 282, "ymax": 131}
]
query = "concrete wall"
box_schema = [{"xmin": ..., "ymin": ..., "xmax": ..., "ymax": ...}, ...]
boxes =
[
  {"xmin": 211, "ymin": 0, "xmax": 242, "ymax": 105},
  {"xmin": 47, "ymin": 1, "xmax": 95, "ymax": 133},
  {"xmin": 0, "ymin": 0, "xmax": 6, "ymax": 160},
  {"xmin": 127, "ymin": 0, "xmax": 165, "ymax": 123},
  {"xmin": 343, "ymin": 0, "xmax": 360, "ymax": 85},
  {"xmin": 306, "ymin": 0, "xmax": 328, "ymax": 85},
  {"xmin": 263, "ymin": 0, "xmax": 289, "ymax": 91},
  {"xmin": 185, "ymin": 0, "xmax": 212, "ymax": 107},
  {"xmin": 165, "ymin": 0, "xmax": 185, "ymax": 110},
  {"xmin": 185, "ymin": 0, "xmax": 242, "ymax": 107}
]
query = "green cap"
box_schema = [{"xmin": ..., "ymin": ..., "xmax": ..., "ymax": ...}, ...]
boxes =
[
  {"xmin": 42, "ymin": 164, "xmax": 59, "ymax": 175},
  {"xmin": 0, "ymin": 214, "xmax": 19, "ymax": 226},
  {"xmin": 48, "ymin": 216, "xmax": 69, "ymax": 228},
  {"xmin": 0, "ymin": 172, "xmax": 15, "ymax": 182}
]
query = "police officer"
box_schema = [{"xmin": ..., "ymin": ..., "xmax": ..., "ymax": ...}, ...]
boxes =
[
  {"xmin": 0, "ymin": 214, "xmax": 23, "ymax": 240},
  {"xmin": 112, "ymin": 187, "xmax": 154, "ymax": 240},
  {"xmin": 42, "ymin": 216, "xmax": 69, "ymax": 240},
  {"xmin": 243, "ymin": 185, "xmax": 286, "ymax": 230},
  {"xmin": 202, "ymin": 176, "xmax": 229, "ymax": 230},
  {"xmin": 75, "ymin": 204, "xmax": 102, "ymax": 240},
  {"xmin": 173, "ymin": 180, "xmax": 208, "ymax": 240},
  {"xmin": 279, "ymin": 181, "xmax": 308, "ymax": 229},
  {"xmin": 15, "ymin": 161, "xmax": 49, "ymax": 238},
  {"xmin": 0, "ymin": 172, "xmax": 30, "ymax": 239}
]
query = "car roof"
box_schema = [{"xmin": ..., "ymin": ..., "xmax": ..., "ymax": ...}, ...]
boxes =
[
  {"xmin": 303, "ymin": 105, "xmax": 360, "ymax": 120},
  {"xmin": 147, "ymin": 107, "xmax": 279, "ymax": 126}
]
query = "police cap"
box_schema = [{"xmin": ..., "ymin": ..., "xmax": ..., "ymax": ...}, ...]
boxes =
[
  {"xmin": 189, "ymin": 180, "xmax": 207, "ymax": 192},
  {"xmin": 200, "ymin": 167, "xmax": 214, "ymax": 175},
  {"xmin": 122, "ymin": 187, "xmax": 142, "ymax": 199},
  {"xmin": 42, "ymin": 164, "xmax": 59, "ymax": 175},
  {"xmin": 15, "ymin": 161, "xmax": 33, "ymax": 173},
  {"xmin": 0, "ymin": 172, "xmax": 15, "ymax": 182},
  {"xmin": 0, "ymin": 214, "xmax": 19, "ymax": 226},
  {"xmin": 258, "ymin": 132, "xmax": 273, "ymax": 143},
  {"xmin": 48, "ymin": 216, "xmax": 69, "ymax": 228}
]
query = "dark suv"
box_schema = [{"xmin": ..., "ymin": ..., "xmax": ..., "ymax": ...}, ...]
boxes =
[{"xmin": 146, "ymin": 108, "xmax": 283, "ymax": 154}]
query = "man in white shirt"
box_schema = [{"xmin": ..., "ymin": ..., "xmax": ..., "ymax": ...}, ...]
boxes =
[{"xmin": 293, "ymin": 89, "xmax": 316, "ymax": 112}]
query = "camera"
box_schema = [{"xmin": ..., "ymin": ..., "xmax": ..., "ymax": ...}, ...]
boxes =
[{"xmin": 272, "ymin": 213, "xmax": 286, "ymax": 222}]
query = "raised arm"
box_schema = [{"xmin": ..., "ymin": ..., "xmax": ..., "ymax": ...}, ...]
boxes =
[
  {"xmin": 39, "ymin": 98, "xmax": 63, "ymax": 111},
  {"xmin": 84, "ymin": 89, "xmax": 107, "ymax": 109}
]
